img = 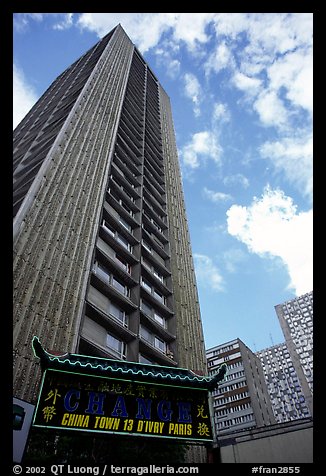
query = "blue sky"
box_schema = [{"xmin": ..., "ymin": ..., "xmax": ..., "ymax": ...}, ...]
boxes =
[{"xmin": 13, "ymin": 13, "xmax": 313, "ymax": 353}]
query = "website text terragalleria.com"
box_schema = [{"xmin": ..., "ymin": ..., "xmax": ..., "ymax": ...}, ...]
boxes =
[{"xmin": 39, "ymin": 465, "xmax": 199, "ymax": 475}]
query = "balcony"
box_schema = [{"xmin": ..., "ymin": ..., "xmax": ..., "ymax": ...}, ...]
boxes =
[
  {"xmin": 84, "ymin": 301, "xmax": 136, "ymax": 342},
  {"xmin": 138, "ymin": 337, "xmax": 177, "ymax": 366},
  {"xmin": 140, "ymin": 309, "xmax": 175, "ymax": 343},
  {"xmin": 112, "ymin": 152, "xmax": 141, "ymax": 187}
]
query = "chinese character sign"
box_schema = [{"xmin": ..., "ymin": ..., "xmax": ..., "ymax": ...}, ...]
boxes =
[{"xmin": 33, "ymin": 369, "xmax": 213, "ymax": 442}]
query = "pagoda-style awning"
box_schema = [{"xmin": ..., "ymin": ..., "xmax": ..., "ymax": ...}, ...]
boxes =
[{"xmin": 32, "ymin": 336, "xmax": 226, "ymax": 390}]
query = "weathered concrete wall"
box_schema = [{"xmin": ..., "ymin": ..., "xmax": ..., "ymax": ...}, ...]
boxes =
[
  {"xmin": 160, "ymin": 86, "xmax": 208, "ymax": 463},
  {"xmin": 13, "ymin": 26, "xmax": 133, "ymax": 402},
  {"xmin": 220, "ymin": 422, "xmax": 313, "ymax": 463},
  {"xmin": 159, "ymin": 86, "xmax": 207, "ymax": 375}
]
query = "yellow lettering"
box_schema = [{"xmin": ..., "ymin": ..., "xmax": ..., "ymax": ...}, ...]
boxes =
[
  {"xmin": 168, "ymin": 423, "xmax": 192, "ymax": 436},
  {"xmin": 60, "ymin": 413, "xmax": 89, "ymax": 428},
  {"xmin": 61, "ymin": 414, "xmax": 69, "ymax": 426},
  {"xmin": 68, "ymin": 414, "xmax": 75, "ymax": 426},
  {"xmin": 174, "ymin": 424, "xmax": 181, "ymax": 435},
  {"xmin": 136, "ymin": 420, "xmax": 165, "ymax": 434},
  {"xmin": 82, "ymin": 416, "xmax": 89, "ymax": 428},
  {"xmin": 95, "ymin": 417, "xmax": 120, "ymax": 430},
  {"xmin": 94, "ymin": 416, "xmax": 100, "ymax": 429}
]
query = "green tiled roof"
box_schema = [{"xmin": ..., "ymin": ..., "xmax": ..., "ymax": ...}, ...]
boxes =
[{"xmin": 32, "ymin": 336, "xmax": 226, "ymax": 390}]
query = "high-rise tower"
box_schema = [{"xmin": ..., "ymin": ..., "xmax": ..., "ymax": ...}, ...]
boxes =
[
  {"xmin": 274, "ymin": 291, "xmax": 313, "ymax": 416},
  {"xmin": 13, "ymin": 24, "xmax": 207, "ymax": 411},
  {"xmin": 257, "ymin": 342, "xmax": 311, "ymax": 422}
]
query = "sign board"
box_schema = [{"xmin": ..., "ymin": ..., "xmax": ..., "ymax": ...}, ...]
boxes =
[
  {"xmin": 33, "ymin": 368, "xmax": 213, "ymax": 442},
  {"xmin": 13, "ymin": 398, "xmax": 35, "ymax": 463}
]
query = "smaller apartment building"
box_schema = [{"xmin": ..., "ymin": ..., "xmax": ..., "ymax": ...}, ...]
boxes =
[{"xmin": 207, "ymin": 339, "xmax": 275, "ymax": 436}]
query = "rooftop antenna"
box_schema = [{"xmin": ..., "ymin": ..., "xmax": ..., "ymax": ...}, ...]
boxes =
[
  {"xmin": 253, "ymin": 341, "xmax": 257, "ymax": 352},
  {"xmin": 269, "ymin": 332, "xmax": 274, "ymax": 347}
]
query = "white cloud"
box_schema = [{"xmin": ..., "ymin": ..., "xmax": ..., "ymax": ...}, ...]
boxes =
[
  {"xmin": 167, "ymin": 59, "xmax": 181, "ymax": 79},
  {"xmin": 212, "ymin": 102, "xmax": 230, "ymax": 123},
  {"xmin": 14, "ymin": 13, "xmax": 44, "ymax": 32},
  {"xmin": 203, "ymin": 187, "xmax": 233, "ymax": 203},
  {"xmin": 226, "ymin": 186, "xmax": 313, "ymax": 295},
  {"xmin": 193, "ymin": 254, "xmax": 225, "ymax": 292},
  {"xmin": 53, "ymin": 13, "xmax": 74, "ymax": 31},
  {"xmin": 253, "ymin": 89, "xmax": 289, "ymax": 129},
  {"xmin": 77, "ymin": 13, "xmax": 174, "ymax": 53},
  {"xmin": 172, "ymin": 13, "xmax": 215, "ymax": 50},
  {"xmin": 260, "ymin": 134, "xmax": 313, "ymax": 202},
  {"xmin": 154, "ymin": 40, "xmax": 181, "ymax": 79},
  {"xmin": 75, "ymin": 12, "xmax": 313, "ymax": 136},
  {"xmin": 209, "ymin": 14, "xmax": 313, "ymax": 131},
  {"xmin": 212, "ymin": 13, "xmax": 250, "ymax": 39},
  {"xmin": 267, "ymin": 47, "xmax": 313, "ymax": 115},
  {"xmin": 13, "ymin": 64, "xmax": 38, "ymax": 129},
  {"xmin": 223, "ymin": 174, "xmax": 250, "ymax": 189},
  {"xmin": 77, "ymin": 13, "xmax": 215, "ymax": 54},
  {"xmin": 213, "ymin": 13, "xmax": 312, "ymax": 62},
  {"xmin": 204, "ymin": 41, "xmax": 235, "ymax": 76},
  {"xmin": 181, "ymin": 131, "xmax": 222, "ymax": 169},
  {"xmin": 232, "ymin": 72, "xmax": 262, "ymax": 97},
  {"xmin": 183, "ymin": 73, "xmax": 202, "ymax": 116}
]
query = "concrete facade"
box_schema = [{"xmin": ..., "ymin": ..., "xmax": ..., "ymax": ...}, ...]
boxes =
[
  {"xmin": 207, "ymin": 339, "xmax": 275, "ymax": 437},
  {"xmin": 257, "ymin": 343, "xmax": 311, "ymax": 422},
  {"xmin": 275, "ymin": 291, "xmax": 313, "ymax": 415}
]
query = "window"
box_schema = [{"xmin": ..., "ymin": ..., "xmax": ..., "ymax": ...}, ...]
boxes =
[
  {"xmin": 153, "ymin": 269, "xmax": 164, "ymax": 283},
  {"xmin": 142, "ymin": 240, "xmax": 152, "ymax": 253},
  {"xmin": 102, "ymin": 220, "xmax": 132, "ymax": 252},
  {"xmin": 109, "ymin": 189, "xmax": 134, "ymax": 216},
  {"xmin": 154, "ymin": 336, "xmax": 166, "ymax": 352},
  {"xmin": 154, "ymin": 289, "xmax": 165, "ymax": 304},
  {"xmin": 118, "ymin": 215, "xmax": 132, "ymax": 232},
  {"xmin": 139, "ymin": 354, "xmax": 154, "ymax": 365},
  {"xmin": 117, "ymin": 234, "xmax": 131, "ymax": 251},
  {"xmin": 141, "ymin": 278, "xmax": 166, "ymax": 304},
  {"xmin": 141, "ymin": 299, "xmax": 152, "ymax": 316},
  {"xmin": 112, "ymin": 276, "xmax": 128, "ymax": 296},
  {"xmin": 142, "ymin": 258, "xmax": 152, "ymax": 272},
  {"xmin": 94, "ymin": 262, "xmax": 110, "ymax": 283},
  {"xmin": 115, "ymin": 255, "xmax": 131, "ymax": 273},
  {"xmin": 154, "ymin": 311, "xmax": 166, "ymax": 328},
  {"xmin": 93, "ymin": 261, "xmax": 129, "ymax": 297},
  {"xmin": 106, "ymin": 333, "xmax": 126, "ymax": 358},
  {"xmin": 141, "ymin": 278, "xmax": 152, "ymax": 292},
  {"xmin": 109, "ymin": 302, "xmax": 127, "ymax": 326},
  {"xmin": 142, "ymin": 258, "xmax": 164, "ymax": 283},
  {"xmin": 144, "ymin": 211, "xmax": 163, "ymax": 233},
  {"xmin": 102, "ymin": 219, "xmax": 115, "ymax": 237},
  {"xmin": 140, "ymin": 300, "xmax": 166, "ymax": 328},
  {"xmin": 140, "ymin": 325, "xmax": 152, "ymax": 342},
  {"xmin": 121, "ymin": 201, "xmax": 133, "ymax": 216},
  {"xmin": 140, "ymin": 325, "xmax": 167, "ymax": 354}
]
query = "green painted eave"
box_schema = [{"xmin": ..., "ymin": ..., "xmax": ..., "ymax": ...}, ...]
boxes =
[{"xmin": 32, "ymin": 336, "xmax": 226, "ymax": 390}]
